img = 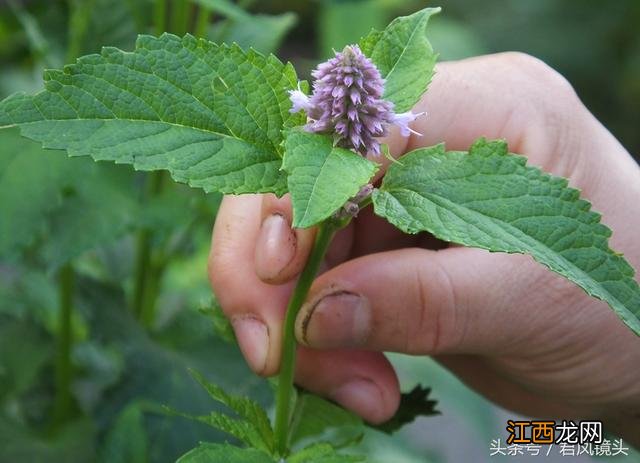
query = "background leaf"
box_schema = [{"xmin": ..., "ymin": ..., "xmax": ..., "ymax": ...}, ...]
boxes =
[
  {"xmin": 359, "ymin": 7, "xmax": 439, "ymax": 113},
  {"xmin": 0, "ymin": 34, "xmax": 303, "ymax": 196},
  {"xmin": 211, "ymin": 13, "xmax": 297, "ymax": 56},
  {"xmin": 373, "ymin": 139, "xmax": 640, "ymax": 335},
  {"xmin": 283, "ymin": 130, "xmax": 378, "ymax": 228}
]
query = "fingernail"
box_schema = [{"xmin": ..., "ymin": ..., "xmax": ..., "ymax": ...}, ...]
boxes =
[
  {"xmin": 231, "ymin": 317, "xmax": 269, "ymax": 374},
  {"xmin": 297, "ymin": 290, "xmax": 371, "ymax": 348},
  {"xmin": 255, "ymin": 214, "xmax": 296, "ymax": 280},
  {"xmin": 331, "ymin": 378, "xmax": 384, "ymax": 421}
]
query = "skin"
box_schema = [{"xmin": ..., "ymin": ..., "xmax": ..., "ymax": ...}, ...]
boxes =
[{"xmin": 208, "ymin": 53, "xmax": 640, "ymax": 446}]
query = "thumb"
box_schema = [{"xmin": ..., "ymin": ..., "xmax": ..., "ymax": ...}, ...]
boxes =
[{"xmin": 295, "ymin": 246, "xmax": 577, "ymax": 356}]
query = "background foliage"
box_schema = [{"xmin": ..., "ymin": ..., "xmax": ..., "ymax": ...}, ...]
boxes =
[{"xmin": 0, "ymin": 1, "xmax": 638, "ymax": 462}]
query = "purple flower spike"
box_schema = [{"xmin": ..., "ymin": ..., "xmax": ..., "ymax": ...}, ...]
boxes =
[{"xmin": 289, "ymin": 45, "xmax": 423, "ymax": 157}]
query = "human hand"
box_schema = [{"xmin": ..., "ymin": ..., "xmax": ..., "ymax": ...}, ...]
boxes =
[{"xmin": 208, "ymin": 52, "xmax": 640, "ymax": 445}]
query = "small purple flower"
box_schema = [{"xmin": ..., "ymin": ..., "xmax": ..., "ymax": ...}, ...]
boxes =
[{"xmin": 289, "ymin": 44, "xmax": 423, "ymax": 157}]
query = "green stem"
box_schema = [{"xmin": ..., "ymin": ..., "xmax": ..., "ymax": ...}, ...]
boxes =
[
  {"xmin": 194, "ymin": 5, "xmax": 211, "ymax": 38},
  {"xmin": 154, "ymin": 0, "xmax": 167, "ymax": 36},
  {"xmin": 66, "ymin": 0, "xmax": 95, "ymax": 63},
  {"xmin": 274, "ymin": 221, "xmax": 338, "ymax": 456},
  {"xmin": 171, "ymin": 0, "xmax": 189, "ymax": 35},
  {"xmin": 52, "ymin": 263, "xmax": 74, "ymax": 426},
  {"xmin": 132, "ymin": 171, "xmax": 164, "ymax": 321}
]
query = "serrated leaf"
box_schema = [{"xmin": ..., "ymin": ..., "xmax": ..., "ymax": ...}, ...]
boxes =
[
  {"xmin": 283, "ymin": 130, "xmax": 378, "ymax": 228},
  {"xmin": 371, "ymin": 385, "xmax": 438, "ymax": 434},
  {"xmin": 360, "ymin": 8, "xmax": 440, "ymax": 113},
  {"xmin": 288, "ymin": 443, "xmax": 365, "ymax": 463},
  {"xmin": 189, "ymin": 369, "xmax": 274, "ymax": 453},
  {"xmin": 0, "ymin": 34, "xmax": 304, "ymax": 196},
  {"xmin": 177, "ymin": 443, "xmax": 275, "ymax": 463},
  {"xmin": 373, "ymin": 139, "xmax": 640, "ymax": 335},
  {"xmin": 289, "ymin": 391, "xmax": 363, "ymax": 450},
  {"xmin": 167, "ymin": 407, "xmax": 268, "ymax": 453}
]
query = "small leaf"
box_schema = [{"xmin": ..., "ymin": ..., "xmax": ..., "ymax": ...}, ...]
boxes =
[
  {"xmin": 360, "ymin": 8, "xmax": 440, "ymax": 113},
  {"xmin": 167, "ymin": 407, "xmax": 268, "ymax": 453},
  {"xmin": 289, "ymin": 391, "xmax": 363, "ymax": 450},
  {"xmin": 288, "ymin": 443, "xmax": 366, "ymax": 463},
  {"xmin": 189, "ymin": 369, "xmax": 274, "ymax": 452},
  {"xmin": 283, "ymin": 130, "xmax": 378, "ymax": 228},
  {"xmin": 371, "ymin": 385, "xmax": 439, "ymax": 434},
  {"xmin": 373, "ymin": 139, "xmax": 640, "ymax": 335},
  {"xmin": 177, "ymin": 443, "xmax": 275, "ymax": 463},
  {"xmin": 0, "ymin": 34, "xmax": 304, "ymax": 196}
]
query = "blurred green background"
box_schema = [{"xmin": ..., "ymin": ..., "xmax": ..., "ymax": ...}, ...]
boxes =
[{"xmin": 0, "ymin": 1, "xmax": 638, "ymax": 462}]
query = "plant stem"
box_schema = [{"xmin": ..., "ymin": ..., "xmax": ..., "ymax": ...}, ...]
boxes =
[
  {"xmin": 194, "ymin": 5, "xmax": 211, "ymax": 38},
  {"xmin": 172, "ymin": 0, "xmax": 190, "ymax": 35},
  {"xmin": 132, "ymin": 171, "xmax": 164, "ymax": 322},
  {"xmin": 154, "ymin": 0, "xmax": 167, "ymax": 36},
  {"xmin": 52, "ymin": 263, "xmax": 74, "ymax": 426},
  {"xmin": 273, "ymin": 221, "xmax": 338, "ymax": 456}
]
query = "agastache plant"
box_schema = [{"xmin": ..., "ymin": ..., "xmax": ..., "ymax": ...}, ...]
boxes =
[{"xmin": 0, "ymin": 6, "xmax": 639, "ymax": 463}]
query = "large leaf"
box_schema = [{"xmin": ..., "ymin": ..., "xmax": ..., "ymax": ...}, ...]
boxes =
[
  {"xmin": 283, "ymin": 130, "xmax": 378, "ymax": 228},
  {"xmin": 177, "ymin": 443, "xmax": 274, "ymax": 463},
  {"xmin": 373, "ymin": 139, "xmax": 640, "ymax": 335},
  {"xmin": 360, "ymin": 8, "xmax": 439, "ymax": 113},
  {"xmin": 0, "ymin": 34, "xmax": 303, "ymax": 196}
]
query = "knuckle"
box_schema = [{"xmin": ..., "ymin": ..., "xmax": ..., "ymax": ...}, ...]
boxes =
[
  {"xmin": 405, "ymin": 254, "xmax": 460, "ymax": 354},
  {"xmin": 498, "ymin": 52, "xmax": 580, "ymax": 108}
]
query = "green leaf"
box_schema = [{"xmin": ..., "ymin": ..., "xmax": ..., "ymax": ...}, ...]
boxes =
[
  {"xmin": 0, "ymin": 34, "xmax": 304, "ymax": 196},
  {"xmin": 371, "ymin": 385, "xmax": 439, "ymax": 434},
  {"xmin": 100, "ymin": 402, "xmax": 148, "ymax": 463},
  {"xmin": 213, "ymin": 13, "xmax": 298, "ymax": 55},
  {"xmin": 283, "ymin": 130, "xmax": 378, "ymax": 228},
  {"xmin": 191, "ymin": 0, "xmax": 249, "ymax": 22},
  {"xmin": 373, "ymin": 139, "xmax": 640, "ymax": 335},
  {"xmin": 177, "ymin": 443, "xmax": 275, "ymax": 463},
  {"xmin": 288, "ymin": 443, "xmax": 365, "ymax": 463},
  {"xmin": 360, "ymin": 7, "xmax": 440, "ymax": 113},
  {"xmin": 0, "ymin": 128, "xmax": 137, "ymax": 267},
  {"xmin": 289, "ymin": 391, "xmax": 363, "ymax": 450},
  {"xmin": 169, "ymin": 408, "xmax": 268, "ymax": 453},
  {"xmin": 189, "ymin": 369, "xmax": 274, "ymax": 453}
]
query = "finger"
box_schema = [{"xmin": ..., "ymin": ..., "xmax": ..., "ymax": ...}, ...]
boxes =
[
  {"xmin": 407, "ymin": 53, "xmax": 587, "ymax": 172},
  {"xmin": 295, "ymin": 347, "xmax": 400, "ymax": 424},
  {"xmin": 255, "ymin": 194, "xmax": 317, "ymax": 283},
  {"xmin": 256, "ymin": 194, "xmax": 356, "ymax": 281},
  {"xmin": 209, "ymin": 195, "xmax": 292, "ymax": 376},
  {"xmin": 295, "ymin": 247, "xmax": 585, "ymax": 356}
]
